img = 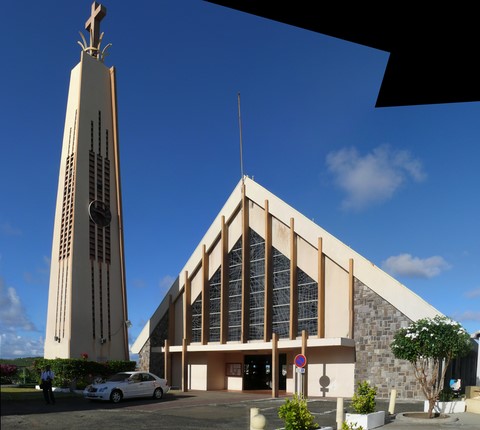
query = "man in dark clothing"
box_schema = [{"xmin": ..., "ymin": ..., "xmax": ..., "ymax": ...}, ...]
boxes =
[{"xmin": 40, "ymin": 365, "xmax": 56, "ymax": 404}]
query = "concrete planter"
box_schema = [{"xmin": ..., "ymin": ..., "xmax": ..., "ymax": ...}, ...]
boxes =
[
  {"xmin": 424, "ymin": 400, "xmax": 466, "ymax": 413},
  {"xmin": 345, "ymin": 411, "xmax": 385, "ymax": 429}
]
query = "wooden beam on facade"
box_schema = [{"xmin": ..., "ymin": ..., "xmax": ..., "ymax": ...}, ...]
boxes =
[
  {"xmin": 264, "ymin": 199, "xmax": 273, "ymax": 342},
  {"xmin": 220, "ymin": 216, "xmax": 228, "ymax": 344},
  {"xmin": 289, "ymin": 218, "xmax": 298, "ymax": 340},
  {"xmin": 201, "ymin": 244, "xmax": 209, "ymax": 345},
  {"xmin": 349, "ymin": 258, "xmax": 354, "ymax": 339},
  {"xmin": 317, "ymin": 237, "xmax": 325, "ymax": 338},
  {"xmin": 183, "ymin": 271, "xmax": 191, "ymax": 344},
  {"xmin": 241, "ymin": 182, "xmax": 250, "ymax": 343},
  {"xmin": 164, "ymin": 339, "xmax": 171, "ymax": 385},
  {"xmin": 168, "ymin": 294, "xmax": 175, "ymax": 345}
]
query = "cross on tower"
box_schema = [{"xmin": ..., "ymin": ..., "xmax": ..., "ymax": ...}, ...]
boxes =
[{"xmin": 85, "ymin": 2, "xmax": 107, "ymax": 52}]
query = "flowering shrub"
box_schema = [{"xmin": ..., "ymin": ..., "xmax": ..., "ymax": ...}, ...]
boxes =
[
  {"xmin": 0, "ymin": 364, "xmax": 18, "ymax": 384},
  {"xmin": 390, "ymin": 315, "xmax": 471, "ymax": 418}
]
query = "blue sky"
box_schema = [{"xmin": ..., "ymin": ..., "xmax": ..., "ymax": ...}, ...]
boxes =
[{"xmin": 1, "ymin": 1, "xmax": 479, "ymax": 360}]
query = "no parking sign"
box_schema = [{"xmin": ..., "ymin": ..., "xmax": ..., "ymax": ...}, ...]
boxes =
[{"xmin": 294, "ymin": 354, "xmax": 307, "ymax": 368}]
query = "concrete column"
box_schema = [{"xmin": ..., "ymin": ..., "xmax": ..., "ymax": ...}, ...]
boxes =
[
  {"xmin": 272, "ymin": 332, "xmax": 279, "ymax": 398},
  {"xmin": 164, "ymin": 339, "xmax": 170, "ymax": 384},
  {"xmin": 182, "ymin": 338, "xmax": 188, "ymax": 392},
  {"xmin": 302, "ymin": 330, "xmax": 308, "ymax": 397}
]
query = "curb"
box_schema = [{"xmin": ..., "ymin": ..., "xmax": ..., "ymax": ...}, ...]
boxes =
[{"xmin": 395, "ymin": 411, "xmax": 459, "ymax": 424}]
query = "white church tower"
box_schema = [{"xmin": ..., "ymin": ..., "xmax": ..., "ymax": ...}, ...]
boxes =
[{"xmin": 45, "ymin": 2, "xmax": 129, "ymax": 361}]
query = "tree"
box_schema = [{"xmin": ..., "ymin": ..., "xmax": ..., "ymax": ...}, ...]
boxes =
[{"xmin": 390, "ymin": 315, "xmax": 472, "ymax": 418}]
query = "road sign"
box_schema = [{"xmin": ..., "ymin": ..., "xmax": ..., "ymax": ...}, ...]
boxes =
[{"xmin": 294, "ymin": 354, "xmax": 307, "ymax": 368}]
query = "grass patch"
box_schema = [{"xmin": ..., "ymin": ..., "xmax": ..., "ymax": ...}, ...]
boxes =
[
  {"xmin": 1, "ymin": 387, "xmax": 41, "ymax": 401},
  {"xmin": 0, "ymin": 386, "xmax": 80, "ymax": 401}
]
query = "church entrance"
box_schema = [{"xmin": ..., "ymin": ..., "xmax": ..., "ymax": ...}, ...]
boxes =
[{"xmin": 243, "ymin": 354, "xmax": 287, "ymax": 390}]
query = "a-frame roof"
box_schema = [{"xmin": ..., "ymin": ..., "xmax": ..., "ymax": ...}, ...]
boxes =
[{"xmin": 132, "ymin": 177, "xmax": 441, "ymax": 353}]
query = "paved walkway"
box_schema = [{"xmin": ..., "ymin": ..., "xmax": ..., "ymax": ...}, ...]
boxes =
[
  {"xmin": 384, "ymin": 411, "xmax": 480, "ymax": 429},
  {"xmin": 2, "ymin": 388, "xmax": 479, "ymax": 429}
]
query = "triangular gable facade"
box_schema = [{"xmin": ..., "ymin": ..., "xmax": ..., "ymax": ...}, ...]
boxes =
[{"xmin": 132, "ymin": 177, "xmax": 441, "ymax": 399}]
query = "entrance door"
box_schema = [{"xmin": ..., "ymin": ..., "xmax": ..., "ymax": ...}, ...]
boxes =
[
  {"xmin": 243, "ymin": 354, "xmax": 288, "ymax": 391},
  {"xmin": 244, "ymin": 355, "xmax": 272, "ymax": 390}
]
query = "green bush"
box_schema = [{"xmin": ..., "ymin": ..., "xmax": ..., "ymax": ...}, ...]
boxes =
[
  {"xmin": 278, "ymin": 393, "xmax": 319, "ymax": 430},
  {"xmin": 342, "ymin": 421, "xmax": 364, "ymax": 430},
  {"xmin": 438, "ymin": 387, "xmax": 454, "ymax": 402},
  {"xmin": 32, "ymin": 358, "xmax": 136, "ymax": 388},
  {"xmin": 351, "ymin": 381, "xmax": 376, "ymax": 414}
]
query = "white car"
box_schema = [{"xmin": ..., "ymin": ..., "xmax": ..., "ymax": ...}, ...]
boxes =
[{"xmin": 83, "ymin": 371, "xmax": 170, "ymax": 403}]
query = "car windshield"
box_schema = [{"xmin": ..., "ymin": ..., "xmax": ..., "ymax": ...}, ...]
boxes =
[{"xmin": 107, "ymin": 373, "xmax": 131, "ymax": 382}]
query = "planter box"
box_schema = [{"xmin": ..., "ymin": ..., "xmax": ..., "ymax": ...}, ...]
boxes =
[
  {"xmin": 424, "ymin": 400, "xmax": 466, "ymax": 413},
  {"xmin": 465, "ymin": 398, "xmax": 480, "ymax": 414},
  {"xmin": 345, "ymin": 411, "xmax": 385, "ymax": 430}
]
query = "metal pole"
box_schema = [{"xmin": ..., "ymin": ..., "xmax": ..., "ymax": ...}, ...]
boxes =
[{"xmin": 237, "ymin": 92, "xmax": 244, "ymax": 180}]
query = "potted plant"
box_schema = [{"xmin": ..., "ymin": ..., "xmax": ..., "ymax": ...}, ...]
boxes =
[
  {"xmin": 344, "ymin": 381, "xmax": 385, "ymax": 430},
  {"xmin": 278, "ymin": 393, "xmax": 319, "ymax": 430}
]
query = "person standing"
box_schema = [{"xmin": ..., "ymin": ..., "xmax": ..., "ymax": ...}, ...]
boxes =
[{"xmin": 41, "ymin": 365, "xmax": 55, "ymax": 404}]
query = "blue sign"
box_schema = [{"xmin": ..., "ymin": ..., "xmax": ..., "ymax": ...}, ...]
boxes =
[{"xmin": 294, "ymin": 354, "xmax": 307, "ymax": 368}]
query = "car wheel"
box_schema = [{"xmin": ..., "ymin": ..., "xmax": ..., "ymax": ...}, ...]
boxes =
[
  {"xmin": 110, "ymin": 389, "xmax": 123, "ymax": 403},
  {"xmin": 153, "ymin": 387, "xmax": 163, "ymax": 399}
]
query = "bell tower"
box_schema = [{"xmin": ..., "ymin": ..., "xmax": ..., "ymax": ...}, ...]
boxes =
[{"xmin": 44, "ymin": 2, "xmax": 129, "ymax": 361}]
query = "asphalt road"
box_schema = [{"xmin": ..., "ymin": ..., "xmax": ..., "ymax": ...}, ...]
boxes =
[{"xmin": 0, "ymin": 389, "xmax": 461, "ymax": 430}]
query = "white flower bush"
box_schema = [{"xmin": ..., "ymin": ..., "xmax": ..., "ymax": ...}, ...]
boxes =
[{"xmin": 391, "ymin": 315, "xmax": 471, "ymax": 418}]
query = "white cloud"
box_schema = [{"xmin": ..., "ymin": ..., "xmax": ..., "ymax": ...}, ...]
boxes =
[
  {"xmin": 0, "ymin": 222, "xmax": 22, "ymax": 236},
  {"xmin": 131, "ymin": 278, "xmax": 147, "ymax": 289},
  {"xmin": 464, "ymin": 288, "xmax": 480, "ymax": 299},
  {"xmin": 0, "ymin": 333, "xmax": 44, "ymax": 359},
  {"xmin": 451, "ymin": 310, "xmax": 480, "ymax": 323},
  {"xmin": 381, "ymin": 253, "xmax": 451, "ymax": 278},
  {"xmin": 159, "ymin": 275, "xmax": 175, "ymax": 292},
  {"xmin": 0, "ymin": 277, "xmax": 37, "ymax": 332},
  {"xmin": 326, "ymin": 144, "xmax": 426, "ymax": 210},
  {"xmin": 23, "ymin": 256, "xmax": 50, "ymax": 285}
]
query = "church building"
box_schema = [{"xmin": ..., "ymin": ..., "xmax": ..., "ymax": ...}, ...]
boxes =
[{"xmin": 132, "ymin": 177, "xmax": 441, "ymax": 399}]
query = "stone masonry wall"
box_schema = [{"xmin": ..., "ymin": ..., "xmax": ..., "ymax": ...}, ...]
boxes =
[
  {"xmin": 354, "ymin": 279, "xmax": 425, "ymax": 400},
  {"xmin": 138, "ymin": 339, "xmax": 151, "ymax": 371},
  {"xmin": 137, "ymin": 311, "xmax": 169, "ymax": 378}
]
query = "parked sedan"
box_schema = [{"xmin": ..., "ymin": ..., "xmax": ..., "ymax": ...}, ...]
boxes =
[{"xmin": 83, "ymin": 371, "xmax": 170, "ymax": 403}]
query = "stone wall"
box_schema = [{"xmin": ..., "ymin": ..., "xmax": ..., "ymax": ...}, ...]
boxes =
[
  {"xmin": 137, "ymin": 339, "xmax": 150, "ymax": 371},
  {"xmin": 137, "ymin": 311, "xmax": 169, "ymax": 378},
  {"xmin": 354, "ymin": 279, "xmax": 424, "ymax": 400}
]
